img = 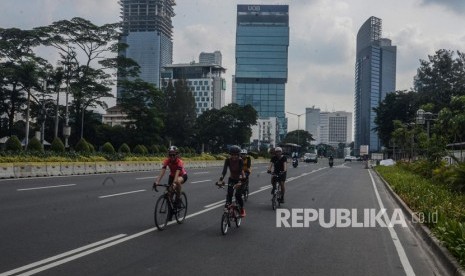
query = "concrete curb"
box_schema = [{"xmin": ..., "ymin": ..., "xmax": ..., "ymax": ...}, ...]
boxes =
[{"xmin": 372, "ymin": 168, "xmax": 465, "ymax": 276}]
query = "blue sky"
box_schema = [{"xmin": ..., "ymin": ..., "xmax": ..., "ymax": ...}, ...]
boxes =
[{"xmin": 1, "ymin": 0, "xmax": 465, "ymax": 131}]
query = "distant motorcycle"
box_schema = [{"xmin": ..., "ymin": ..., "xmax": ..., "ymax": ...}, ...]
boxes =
[{"xmin": 292, "ymin": 157, "xmax": 298, "ymax": 168}]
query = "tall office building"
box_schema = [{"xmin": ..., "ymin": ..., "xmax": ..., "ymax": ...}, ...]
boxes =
[
  {"xmin": 305, "ymin": 107, "xmax": 321, "ymax": 144},
  {"xmin": 354, "ymin": 16, "xmax": 396, "ymax": 153},
  {"xmin": 161, "ymin": 61, "xmax": 226, "ymax": 115},
  {"xmin": 233, "ymin": 4, "xmax": 290, "ymax": 142},
  {"xmin": 117, "ymin": 0, "xmax": 176, "ymax": 100},
  {"xmin": 199, "ymin": 51, "xmax": 222, "ymax": 66}
]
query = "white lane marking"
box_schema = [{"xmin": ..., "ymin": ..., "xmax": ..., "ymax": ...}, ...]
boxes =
[
  {"xmin": 191, "ymin": 180, "xmax": 211, "ymax": 184},
  {"xmin": 193, "ymin": 172, "xmax": 209, "ymax": 175},
  {"xmin": 98, "ymin": 190, "xmax": 146, "ymax": 199},
  {"xmin": 0, "ymin": 234, "xmax": 126, "ymax": 276},
  {"xmin": 10, "ymin": 204, "xmax": 227, "ymax": 276},
  {"xmin": 204, "ymin": 199, "xmax": 226, "ymax": 208},
  {"xmin": 260, "ymin": 185, "xmax": 272, "ymax": 189},
  {"xmin": 0, "ymin": 170, "xmax": 156, "ymax": 182},
  {"xmin": 6, "ymin": 167, "xmax": 328, "ymax": 275},
  {"xmin": 135, "ymin": 177, "xmax": 154, "ymax": 180},
  {"xmin": 368, "ymin": 170, "xmax": 415, "ymax": 276},
  {"xmin": 17, "ymin": 184, "xmax": 76, "ymax": 191}
]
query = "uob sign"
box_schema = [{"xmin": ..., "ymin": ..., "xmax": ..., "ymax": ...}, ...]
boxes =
[{"xmin": 248, "ymin": 6, "xmax": 260, "ymax": 12}]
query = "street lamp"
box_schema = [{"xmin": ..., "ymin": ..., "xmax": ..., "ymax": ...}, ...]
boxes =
[
  {"xmin": 286, "ymin": 110, "xmax": 312, "ymax": 146},
  {"xmin": 416, "ymin": 109, "xmax": 435, "ymax": 139}
]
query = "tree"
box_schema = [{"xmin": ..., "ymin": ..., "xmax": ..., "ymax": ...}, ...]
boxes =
[
  {"xmin": 373, "ymin": 90, "xmax": 419, "ymax": 148},
  {"xmin": 118, "ymin": 79, "xmax": 164, "ymax": 146},
  {"xmin": 35, "ymin": 18, "xmax": 119, "ymax": 141},
  {"xmin": 194, "ymin": 104, "xmax": 258, "ymax": 153},
  {"xmin": 282, "ymin": 130, "xmax": 314, "ymax": 150},
  {"xmin": 163, "ymin": 79, "xmax": 197, "ymax": 146},
  {"xmin": 414, "ymin": 49, "xmax": 465, "ymax": 113}
]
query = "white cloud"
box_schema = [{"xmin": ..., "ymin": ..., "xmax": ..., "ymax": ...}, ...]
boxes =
[{"xmin": 2, "ymin": 0, "xmax": 465, "ymax": 132}]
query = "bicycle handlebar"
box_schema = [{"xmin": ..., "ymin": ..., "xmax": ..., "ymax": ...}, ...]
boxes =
[{"xmin": 153, "ymin": 183, "xmax": 171, "ymax": 192}]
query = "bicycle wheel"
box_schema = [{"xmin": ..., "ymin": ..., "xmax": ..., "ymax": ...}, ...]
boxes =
[
  {"xmin": 175, "ymin": 192, "xmax": 188, "ymax": 224},
  {"xmin": 271, "ymin": 193, "xmax": 277, "ymax": 210},
  {"xmin": 234, "ymin": 207, "xmax": 242, "ymax": 227},
  {"xmin": 221, "ymin": 212, "xmax": 229, "ymax": 235},
  {"xmin": 154, "ymin": 195, "xmax": 171, "ymax": 231},
  {"xmin": 277, "ymin": 190, "xmax": 281, "ymax": 208},
  {"xmin": 243, "ymin": 182, "xmax": 249, "ymax": 202}
]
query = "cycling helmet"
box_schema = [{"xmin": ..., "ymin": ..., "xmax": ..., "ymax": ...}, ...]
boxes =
[
  {"xmin": 275, "ymin": 147, "xmax": 283, "ymax": 153},
  {"xmin": 229, "ymin": 145, "xmax": 241, "ymax": 155},
  {"xmin": 240, "ymin": 149, "xmax": 248, "ymax": 155},
  {"xmin": 168, "ymin": 146, "xmax": 178, "ymax": 154}
]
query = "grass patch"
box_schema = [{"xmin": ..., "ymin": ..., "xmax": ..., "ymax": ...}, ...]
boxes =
[{"xmin": 376, "ymin": 165, "xmax": 465, "ymax": 265}]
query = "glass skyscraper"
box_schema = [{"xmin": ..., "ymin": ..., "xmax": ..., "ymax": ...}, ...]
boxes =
[
  {"xmin": 354, "ymin": 16, "xmax": 396, "ymax": 153},
  {"xmin": 117, "ymin": 0, "xmax": 175, "ymax": 99},
  {"xmin": 233, "ymin": 4, "xmax": 289, "ymax": 142}
]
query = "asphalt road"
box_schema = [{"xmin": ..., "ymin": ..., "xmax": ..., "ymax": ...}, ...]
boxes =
[{"xmin": 0, "ymin": 160, "xmax": 446, "ymax": 276}]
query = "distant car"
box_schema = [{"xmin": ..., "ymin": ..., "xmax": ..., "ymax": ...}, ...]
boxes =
[
  {"xmin": 304, "ymin": 153, "xmax": 318, "ymax": 163},
  {"xmin": 344, "ymin": 155, "xmax": 356, "ymax": 162}
]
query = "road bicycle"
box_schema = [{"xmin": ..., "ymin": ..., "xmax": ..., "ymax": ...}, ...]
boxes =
[
  {"xmin": 216, "ymin": 181, "xmax": 242, "ymax": 235},
  {"xmin": 241, "ymin": 176, "xmax": 249, "ymax": 202},
  {"xmin": 268, "ymin": 172, "xmax": 283, "ymax": 210},
  {"xmin": 153, "ymin": 183, "xmax": 188, "ymax": 231}
]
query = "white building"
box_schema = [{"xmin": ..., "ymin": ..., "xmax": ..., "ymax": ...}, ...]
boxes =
[
  {"xmin": 320, "ymin": 111, "xmax": 352, "ymax": 147},
  {"xmin": 162, "ymin": 62, "xmax": 226, "ymax": 115},
  {"xmin": 102, "ymin": 105, "xmax": 131, "ymax": 127},
  {"xmin": 250, "ymin": 117, "xmax": 278, "ymax": 150}
]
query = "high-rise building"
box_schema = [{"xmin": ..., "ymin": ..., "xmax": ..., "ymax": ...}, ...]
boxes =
[
  {"xmin": 117, "ymin": 0, "xmax": 176, "ymax": 100},
  {"xmin": 233, "ymin": 4, "xmax": 290, "ymax": 142},
  {"xmin": 319, "ymin": 111, "xmax": 352, "ymax": 147},
  {"xmin": 199, "ymin": 51, "xmax": 222, "ymax": 66},
  {"xmin": 305, "ymin": 107, "xmax": 321, "ymax": 144},
  {"xmin": 161, "ymin": 62, "xmax": 226, "ymax": 115},
  {"xmin": 354, "ymin": 16, "xmax": 396, "ymax": 153},
  {"xmin": 250, "ymin": 117, "xmax": 278, "ymax": 151}
]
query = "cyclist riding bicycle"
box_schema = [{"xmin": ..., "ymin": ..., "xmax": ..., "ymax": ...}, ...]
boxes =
[
  {"xmin": 153, "ymin": 146, "xmax": 188, "ymax": 206},
  {"xmin": 267, "ymin": 146, "xmax": 287, "ymax": 203},
  {"xmin": 240, "ymin": 149, "xmax": 252, "ymax": 180},
  {"xmin": 218, "ymin": 145, "xmax": 246, "ymax": 217}
]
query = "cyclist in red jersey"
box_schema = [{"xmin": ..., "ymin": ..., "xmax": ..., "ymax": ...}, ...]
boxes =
[{"xmin": 154, "ymin": 146, "xmax": 188, "ymax": 204}]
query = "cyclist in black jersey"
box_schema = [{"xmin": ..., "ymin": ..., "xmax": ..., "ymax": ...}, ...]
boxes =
[{"xmin": 267, "ymin": 146, "xmax": 287, "ymax": 203}]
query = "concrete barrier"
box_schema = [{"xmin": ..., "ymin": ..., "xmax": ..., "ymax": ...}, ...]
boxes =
[
  {"xmin": 96, "ymin": 162, "xmax": 106, "ymax": 173},
  {"xmin": 3, "ymin": 159, "xmax": 268, "ymax": 179},
  {"xmin": 73, "ymin": 163, "xmax": 86, "ymax": 175},
  {"xmin": 46, "ymin": 163, "xmax": 62, "ymax": 176},
  {"xmin": 0, "ymin": 163, "xmax": 15, "ymax": 178},
  {"xmin": 60, "ymin": 163, "xmax": 74, "ymax": 176},
  {"xmin": 85, "ymin": 163, "xmax": 96, "ymax": 174}
]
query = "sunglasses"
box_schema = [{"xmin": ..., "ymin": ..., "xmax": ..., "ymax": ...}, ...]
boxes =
[
  {"xmin": 169, "ymin": 154, "xmax": 176, "ymax": 157},
  {"xmin": 231, "ymin": 154, "xmax": 239, "ymax": 156}
]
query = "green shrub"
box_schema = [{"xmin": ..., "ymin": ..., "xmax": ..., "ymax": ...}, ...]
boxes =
[
  {"xmin": 119, "ymin": 143, "xmax": 131, "ymax": 154},
  {"xmin": 50, "ymin": 137, "xmax": 65, "ymax": 153},
  {"xmin": 133, "ymin": 145, "xmax": 148, "ymax": 155},
  {"xmin": 159, "ymin": 145, "xmax": 167, "ymax": 153},
  {"xmin": 5, "ymin": 136, "xmax": 22, "ymax": 152},
  {"xmin": 141, "ymin": 145, "xmax": 148, "ymax": 154},
  {"xmin": 88, "ymin": 142, "xmax": 95, "ymax": 153},
  {"xmin": 446, "ymin": 163, "xmax": 465, "ymax": 192},
  {"xmin": 101, "ymin": 142, "xmax": 116, "ymax": 154},
  {"xmin": 75, "ymin": 138, "xmax": 90, "ymax": 153},
  {"xmin": 248, "ymin": 151, "xmax": 259, "ymax": 159},
  {"xmin": 149, "ymin": 144, "xmax": 159, "ymax": 154},
  {"xmin": 27, "ymin": 137, "xmax": 44, "ymax": 153}
]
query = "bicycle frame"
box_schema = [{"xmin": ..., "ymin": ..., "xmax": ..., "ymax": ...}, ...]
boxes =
[
  {"xmin": 153, "ymin": 183, "xmax": 188, "ymax": 230},
  {"xmin": 216, "ymin": 181, "xmax": 242, "ymax": 235}
]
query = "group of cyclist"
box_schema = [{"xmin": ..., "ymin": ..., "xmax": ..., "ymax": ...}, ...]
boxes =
[{"xmin": 153, "ymin": 144, "xmax": 287, "ymax": 218}]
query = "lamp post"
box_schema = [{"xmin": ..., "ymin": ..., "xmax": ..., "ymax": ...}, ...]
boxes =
[
  {"xmin": 286, "ymin": 111, "xmax": 306, "ymax": 146},
  {"xmin": 416, "ymin": 109, "xmax": 436, "ymax": 139}
]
